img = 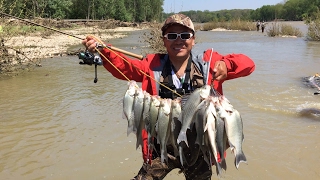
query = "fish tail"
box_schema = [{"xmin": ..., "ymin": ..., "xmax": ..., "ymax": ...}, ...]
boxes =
[
  {"xmin": 220, "ymin": 158, "xmax": 227, "ymax": 171},
  {"xmin": 215, "ymin": 157, "xmax": 223, "ymax": 177},
  {"xmin": 235, "ymin": 151, "xmax": 247, "ymax": 169},
  {"xmin": 135, "ymin": 135, "xmax": 141, "ymax": 150},
  {"xmin": 179, "ymin": 146, "xmax": 186, "ymax": 166},
  {"xmin": 177, "ymin": 131, "xmax": 189, "ymax": 147},
  {"xmin": 161, "ymin": 146, "xmax": 168, "ymax": 164},
  {"xmin": 127, "ymin": 125, "xmax": 134, "ymax": 136}
]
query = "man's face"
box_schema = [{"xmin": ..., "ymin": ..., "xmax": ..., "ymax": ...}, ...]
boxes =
[{"xmin": 162, "ymin": 24, "xmax": 195, "ymax": 61}]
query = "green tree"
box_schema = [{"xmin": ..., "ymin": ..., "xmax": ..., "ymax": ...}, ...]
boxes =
[{"xmin": 114, "ymin": 0, "xmax": 128, "ymax": 21}]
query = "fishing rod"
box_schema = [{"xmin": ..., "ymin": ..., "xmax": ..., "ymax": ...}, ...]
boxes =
[
  {"xmin": 0, "ymin": 12, "xmax": 181, "ymax": 96},
  {"xmin": 0, "ymin": 11, "xmax": 145, "ymax": 83},
  {"xmin": 0, "ymin": 11, "xmax": 144, "ymax": 60}
]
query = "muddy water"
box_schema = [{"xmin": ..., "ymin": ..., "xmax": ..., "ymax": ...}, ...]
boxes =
[{"xmin": 1, "ymin": 22, "xmax": 320, "ymax": 180}]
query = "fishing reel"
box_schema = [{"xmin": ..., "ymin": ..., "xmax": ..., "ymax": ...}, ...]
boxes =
[
  {"xmin": 78, "ymin": 50, "xmax": 102, "ymax": 66},
  {"xmin": 78, "ymin": 50, "xmax": 103, "ymax": 83}
]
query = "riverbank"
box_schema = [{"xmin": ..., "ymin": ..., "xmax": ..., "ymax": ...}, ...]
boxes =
[
  {"xmin": 5, "ymin": 26, "xmax": 143, "ymax": 59},
  {"xmin": 0, "ymin": 26, "xmax": 143, "ymax": 76}
]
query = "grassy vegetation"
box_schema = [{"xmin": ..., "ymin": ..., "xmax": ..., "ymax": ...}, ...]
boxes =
[
  {"xmin": 202, "ymin": 19, "xmax": 256, "ymax": 31},
  {"xmin": 305, "ymin": 11, "xmax": 320, "ymax": 41},
  {"xmin": 267, "ymin": 22, "xmax": 303, "ymax": 37}
]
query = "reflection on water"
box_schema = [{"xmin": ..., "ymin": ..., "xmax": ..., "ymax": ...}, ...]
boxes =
[{"xmin": 1, "ymin": 23, "xmax": 320, "ymax": 180}]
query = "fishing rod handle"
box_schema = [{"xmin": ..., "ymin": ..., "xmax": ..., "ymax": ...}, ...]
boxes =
[{"xmin": 108, "ymin": 46, "xmax": 143, "ymax": 60}]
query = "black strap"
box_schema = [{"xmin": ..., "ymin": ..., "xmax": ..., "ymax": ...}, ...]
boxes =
[
  {"xmin": 162, "ymin": 58, "xmax": 173, "ymax": 86},
  {"xmin": 182, "ymin": 55, "xmax": 192, "ymax": 91}
]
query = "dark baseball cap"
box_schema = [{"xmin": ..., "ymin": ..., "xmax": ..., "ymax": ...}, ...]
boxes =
[{"xmin": 161, "ymin": 14, "xmax": 195, "ymax": 34}]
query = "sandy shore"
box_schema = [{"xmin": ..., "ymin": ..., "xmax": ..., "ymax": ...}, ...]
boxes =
[
  {"xmin": 4, "ymin": 26, "xmax": 143, "ymax": 60},
  {"xmin": 210, "ymin": 28, "xmax": 240, "ymax": 31}
]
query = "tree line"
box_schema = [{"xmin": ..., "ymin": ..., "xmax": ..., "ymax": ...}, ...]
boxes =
[
  {"xmin": 0, "ymin": 0, "xmax": 164, "ymax": 22},
  {"xmin": 0, "ymin": 0, "xmax": 319, "ymax": 23},
  {"xmin": 166, "ymin": 0, "xmax": 320, "ymax": 22}
]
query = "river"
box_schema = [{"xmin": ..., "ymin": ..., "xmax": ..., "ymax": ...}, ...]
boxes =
[{"xmin": 1, "ymin": 22, "xmax": 320, "ymax": 180}]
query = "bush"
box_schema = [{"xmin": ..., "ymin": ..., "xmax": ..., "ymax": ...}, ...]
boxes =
[
  {"xmin": 267, "ymin": 22, "xmax": 281, "ymax": 37},
  {"xmin": 267, "ymin": 22, "xmax": 303, "ymax": 37},
  {"xmin": 202, "ymin": 19, "xmax": 256, "ymax": 31},
  {"xmin": 280, "ymin": 24, "xmax": 303, "ymax": 37},
  {"xmin": 305, "ymin": 11, "xmax": 320, "ymax": 41}
]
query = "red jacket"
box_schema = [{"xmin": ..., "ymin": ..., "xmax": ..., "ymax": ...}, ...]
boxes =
[{"xmin": 100, "ymin": 47, "xmax": 255, "ymax": 162}]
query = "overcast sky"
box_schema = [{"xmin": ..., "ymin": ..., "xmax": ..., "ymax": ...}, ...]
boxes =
[{"xmin": 163, "ymin": 0, "xmax": 283, "ymax": 13}]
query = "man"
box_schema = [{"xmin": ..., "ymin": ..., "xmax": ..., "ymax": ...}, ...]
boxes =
[
  {"xmin": 256, "ymin": 20, "xmax": 260, "ymax": 31},
  {"xmin": 83, "ymin": 13, "xmax": 255, "ymax": 180},
  {"xmin": 261, "ymin": 21, "xmax": 265, "ymax": 33}
]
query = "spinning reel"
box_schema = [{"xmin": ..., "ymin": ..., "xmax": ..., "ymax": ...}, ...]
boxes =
[{"xmin": 78, "ymin": 50, "xmax": 102, "ymax": 83}]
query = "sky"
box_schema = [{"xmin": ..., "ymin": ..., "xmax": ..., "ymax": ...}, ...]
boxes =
[{"xmin": 163, "ymin": 0, "xmax": 283, "ymax": 13}]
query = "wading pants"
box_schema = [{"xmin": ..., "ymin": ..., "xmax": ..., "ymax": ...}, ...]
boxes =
[{"xmin": 133, "ymin": 129, "xmax": 213, "ymax": 180}]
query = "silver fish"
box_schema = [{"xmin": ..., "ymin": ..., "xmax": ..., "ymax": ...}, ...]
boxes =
[
  {"xmin": 156, "ymin": 98, "xmax": 172, "ymax": 164},
  {"xmin": 123, "ymin": 80, "xmax": 138, "ymax": 136},
  {"xmin": 215, "ymin": 108, "xmax": 227, "ymax": 170},
  {"xmin": 205, "ymin": 99, "xmax": 222, "ymax": 176},
  {"xmin": 224, "ymin": 108, "xmax": 247, "ymax": 169},
  {"xmin": 194, "ymin": 99, "xmax": 209, "ymax": 146},
  {"xmin": 186, "ymin": 99, "xmax": 209, "ymax": 167},
  {"xmin": 147, "ymin": 95, "xmax": 161, "ymax": 152},
  {"xmin": 133, "ymin": 88, "xmax": 145, "ymax": 149},
  {"xmin": 168, "ymin": 98, "xmax": 181, "ymax": 157},
  {"xmin": 177, "ymin": 85, "xmax": 211, "ymax": 147},
  {"xmin": 143, "ymin": 91, "xmax": 151, "ymax": 124}
]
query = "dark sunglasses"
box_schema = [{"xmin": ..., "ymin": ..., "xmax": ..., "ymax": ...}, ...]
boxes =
[{"xmin": 163, "ymin": 32, "xmax": 193, "ymax": 41}]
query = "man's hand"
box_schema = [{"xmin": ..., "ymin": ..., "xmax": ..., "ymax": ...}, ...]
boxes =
[
  {"xmin": 82, "ymin": 36, "xmax": 99, "ymax": 53},
  {"xmin": 213, "ymin": 60, "xmax": 227, "ymax": 81}
]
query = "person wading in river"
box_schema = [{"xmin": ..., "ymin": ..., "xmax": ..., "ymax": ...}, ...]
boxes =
[{"xmin": 82, "ymin": 13, "xmax": 255, "ymax": 180}]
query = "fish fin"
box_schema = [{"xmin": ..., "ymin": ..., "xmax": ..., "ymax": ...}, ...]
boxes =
[
  {"xmin": 204, "ymin": 121, "xmax": 209, "ymax": 132},
  {"xmin": 177, "ymin": 131, "xmax": 189, "ymax": 147},
  {"xmin": 160, "ymin": 145, "xmax": 168, "ymax": 164},
  {"xmin": 135, "ymin": 132, "xmax": 142, "ymax": 150},
  {"xmin": 221, "ymin": 158, "xmax": 227, "ymax": 171},
  {"xmin": 228, "ymin": 141, "xmax": 235, "ymax": 154},
  {"xmin": 235, "ymin": 151, "xmax": 247, "ymax": 169},
  {"xmin": 215, "ymin": 161, "xmax": 223, "ymax": 177},
  {"xmin": 179, "ymin": 146, "xmax": 187, "ymax": 167},
  {"xmin": 127, "ymin": 124, "xmax": 134, "ymax": 136},
  {"xmin": 136, "ymin": 138, "xmax": 141, "ymax": 149}
]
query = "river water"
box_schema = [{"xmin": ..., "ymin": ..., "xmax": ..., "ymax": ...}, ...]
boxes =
[{"xmin": 1, "ymin": 22, "xmax": 320, "ymax": 180}]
